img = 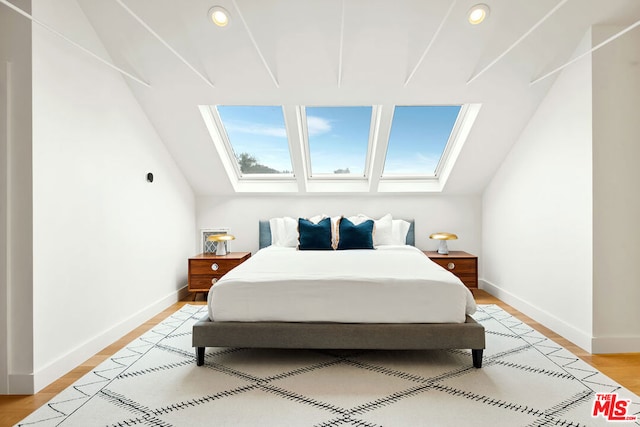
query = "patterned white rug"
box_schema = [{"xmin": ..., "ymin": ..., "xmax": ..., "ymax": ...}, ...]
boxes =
[{"xmin": 17, "ymin": 305, "xmax": 640, "ymax": 427}]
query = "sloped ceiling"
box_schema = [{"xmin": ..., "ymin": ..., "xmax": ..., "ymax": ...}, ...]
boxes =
[{"xmin": 31, "ymin": 0, "xmax": 640, "ymax": 195}]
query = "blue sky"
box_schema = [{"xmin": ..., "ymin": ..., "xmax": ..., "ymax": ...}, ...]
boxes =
[
  {"xmin": 306, "ymin": 106, "xmax": 370, "ymax": 175},
  {"xmin": 217, "ymin": 106, "xmax": 293, "ymax": 173},
  {"xmin": 216, "ymin": 105, "xmax": 461, "ymax": 175},
  {"xmin": 384, "ymin": 105, "xmax": 461, "ymax": 174}
]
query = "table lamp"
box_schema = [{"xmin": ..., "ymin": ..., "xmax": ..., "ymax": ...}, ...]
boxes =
[
  {"xmin": 429, "ymin": 232, "xmax": 458, "ymax": 255},
  {"xmin": 207, "ymin": 234, "xmax": 235, "ymax": 256}
]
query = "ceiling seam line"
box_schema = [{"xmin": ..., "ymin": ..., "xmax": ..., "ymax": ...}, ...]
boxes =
[
  {"xmin": 231, "ymin": 0, "xmax": 279, "ymax": 88},
  {"xmin": 466, "ymin": 0, "xmax": 571, "ymax": 85},
  {"xmin": 530, "ymin": 19, "xmax": 640, "ymax": 85},
  {"xmin": 0, "ymin": 0, "xmax": 151, "ymax": 88},
  {"xmin": 114, "ymin": 0, "xmax": 215, "ymax": 88},
  {"xmin": 337, "ymin": 0, "xmax": 345, "ymax": 88},
  {"xmin": 404, "ymin": 0, "xmax": 457, "ymax": 87}
]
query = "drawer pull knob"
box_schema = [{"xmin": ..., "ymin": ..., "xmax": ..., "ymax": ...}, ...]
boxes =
[
  {"xmin": 211, "ymin": 278, "xmax": 218, "ymax": 285},
  {"xmin": 211, "ymin": 263, "xmax": 219, "ymax": 271},
  {"xmin": 447, "ymin": 262, "xmax": 455, "ymax": 270}
]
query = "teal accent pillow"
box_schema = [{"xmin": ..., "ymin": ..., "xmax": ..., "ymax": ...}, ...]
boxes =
[
  {"xmin": 337, "ymin": 218, "xmax": 374, "ymax": 250},
  {"xmin": 298, "ymin": 217, "xmax": 333, "ymax": 250}
]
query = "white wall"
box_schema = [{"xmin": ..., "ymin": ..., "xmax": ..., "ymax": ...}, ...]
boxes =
[
  {"xmin": 0, "ymin": 0, "xmax": 34, "ymax": 394},
  {"xmin": 27, "ymin": 0, "xmax": 196, "ymax": 392},
  {"xmin": 482, "ymin": 31, "xmax": 594, "ymax": 351},
  {"xmin": 197, "ymin": 194, "xmax": 482, "ymax": 259},
  {"xmin": 0, "ymin": 27, "xmax": 6, "ymax": 398},
  {"xmin": 591, "ymin": 27, "xmax": 640, "ymax": 352}
]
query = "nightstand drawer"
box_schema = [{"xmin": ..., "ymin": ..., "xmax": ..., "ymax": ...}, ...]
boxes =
[
  {"xmin": 430, "ymin": 258, "xmax": 476, "ymax": 274},
  {"xmin": 189, "ymin": 259, "xmax": 240, "ymax": 275},
  {"xmin": 455, "ymin": 274, "xmax": 478, "ymax": 288},
  {"xmin": 189, "ymin": 274, "xmax": 223, "ymax": 291}
]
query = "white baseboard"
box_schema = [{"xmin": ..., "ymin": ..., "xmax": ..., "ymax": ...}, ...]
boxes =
[
  {"xmin": 480, "ymin": 280, "xmax": 640, "ymax": 354},
  {"xmin": 479, "ymin": 279, "xmax": 593, "ymax": 353},
  {"xmin": 30, "ymin": 285, "xmax": 189, "ymax": 394},
  {"xmin": 591, "ymin": 336, "xmax": 640, "ymax": 354},
  {"xmin": 8, "ymin": 372, "xmax": 34, "ymax": 395}
]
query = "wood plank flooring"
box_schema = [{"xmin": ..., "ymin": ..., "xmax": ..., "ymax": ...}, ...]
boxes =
[{"xmin": 0, "ymin": 290, "xmax": 638, "ymax": 427}]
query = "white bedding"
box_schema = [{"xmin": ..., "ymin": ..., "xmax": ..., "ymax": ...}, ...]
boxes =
[{"xmin": 208, "ymin": 245, "xmax": 476, "ymax": 324}]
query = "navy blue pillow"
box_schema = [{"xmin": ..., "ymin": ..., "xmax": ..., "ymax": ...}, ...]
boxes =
[
  {"xmin": 298, "ymin": 217, "xmax": 333, "ymax": 250},
  {"xmin": 337, "ymin": 218, "xmax": 374, "ymax": 250}
]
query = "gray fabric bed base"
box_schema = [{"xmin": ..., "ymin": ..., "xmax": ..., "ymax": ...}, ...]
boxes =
[{"xmin": 193, "ymin": 315, "xmax": 485, "ymax": 368}]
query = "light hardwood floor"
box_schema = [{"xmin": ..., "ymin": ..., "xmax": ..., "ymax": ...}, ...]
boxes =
[{"xmin": 1, "ymin": 290, "xmax": 638, "ymax": 426}]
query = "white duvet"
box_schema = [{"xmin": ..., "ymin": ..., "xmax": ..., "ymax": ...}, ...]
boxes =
[{"xmin": 208, "ymin": 245, "xmax": 476, "ymax": 323}]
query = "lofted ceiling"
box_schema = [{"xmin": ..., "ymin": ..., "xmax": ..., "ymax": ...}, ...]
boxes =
[{"xmin": 29, "ymin": 0, "xmax": 640, "ymax": 195}]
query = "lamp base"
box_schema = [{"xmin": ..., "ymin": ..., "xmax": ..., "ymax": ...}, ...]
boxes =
[
  {"xmin": 437, "ymin": 240, "xmax": 449, "ymax": 255},
  {"xmin": 215, "ymin": 242, "xmax": 228, "ymax": 256}
]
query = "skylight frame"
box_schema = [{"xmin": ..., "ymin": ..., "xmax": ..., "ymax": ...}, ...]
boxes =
[
  {"xmin": 380, "ymin": 104, "xmax": 467, "ymax": 180},
  {"xmin": 299, "ymin": 105, "xmax": 379, "ymax": 180},
  {"xmin": 210, "ymin": 105, "xmax": 296, "ymax": 181}
]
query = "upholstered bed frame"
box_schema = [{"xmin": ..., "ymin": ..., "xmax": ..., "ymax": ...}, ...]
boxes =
[{"xmin": 193, "ymin": 219, "xmax": 485, "ymax": 368}]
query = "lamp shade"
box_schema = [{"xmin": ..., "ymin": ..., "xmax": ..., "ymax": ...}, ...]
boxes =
[
  {"xmin": 429, "ymin": 232, "xmax": 458, "ymax": 240},
  {"xmin": 207, "ymin": 234, "xmax": 235, "ymax": 242}
]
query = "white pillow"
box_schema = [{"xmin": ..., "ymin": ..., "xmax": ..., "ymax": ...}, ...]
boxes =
[
  {"xmin": 346, "ymin": 214, "xmax": 369, "ymax": 225},
  {"xmin": 372, "ymin": 214, "xmax": 394, "ymax": 246},
  {"xmin": 269, "ymin": 217, "xmax": 298, "ymax": 247},
  {"xmin": 307, "ymin": 214, "xmax": 328, "ymax": 224},
  {"xmin": 391, "ymin": 219, "xmax": 411, "ymax": 245}
]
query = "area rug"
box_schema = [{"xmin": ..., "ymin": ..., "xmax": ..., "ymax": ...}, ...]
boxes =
[{"xmin": 16, "ymin": 305, "xmax": 640, "ymax": 427}]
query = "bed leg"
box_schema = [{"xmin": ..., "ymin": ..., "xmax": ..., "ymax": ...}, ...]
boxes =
[
  {"xmin": 196, "ymin": 347, "xmax": 205, "ymax": 366},
  {"xmin": 472, "ymin": 349, "xmax": 483, "ymax": 368}
]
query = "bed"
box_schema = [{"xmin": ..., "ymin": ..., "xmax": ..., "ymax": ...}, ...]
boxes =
[{"xmin": 193, "ymin": 218, "xmax": 485, "ymax": 368}]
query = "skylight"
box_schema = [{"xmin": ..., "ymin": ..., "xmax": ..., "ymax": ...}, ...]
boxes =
[
  {"xmin": 200, "ymin": 103, "xmax": 480, "ymax": 193},
  {"xmin": 216, "ymin": 106, "xmax": 293, "ymax": 176},
  {"xmin": 303, "ymin": 106, "xmax": 373, "ymax": 177},
  {"xmin": 383, "ymin": 105, "xmax": 461, "ymax": 176}
]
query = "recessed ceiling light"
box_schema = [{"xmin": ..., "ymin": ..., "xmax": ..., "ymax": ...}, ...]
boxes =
[
  {"xmin": 209, "ymin": 6, "xmax": 230, "ymax": 27},
  {"xmin": 468, "ymin": 4, "xmax": 490, "ymax": 25}
]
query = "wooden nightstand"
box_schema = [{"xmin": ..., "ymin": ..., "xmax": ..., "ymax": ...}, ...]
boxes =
[
  {"xmin": 188, "ymin": 252, "xmax": 251, "ymax": 299},
  {"xmin": 424, "ymin": 251, "xmax": 478, "ymax": 289}
]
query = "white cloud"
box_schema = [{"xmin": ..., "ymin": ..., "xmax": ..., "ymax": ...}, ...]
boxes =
[
  {"xmin": 306, "ymin": 116, "xmax": 332, "ymax": 136},
  {"xmin": 416, "ymin": 152, "xmax": 440, "ymax": 167}
]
